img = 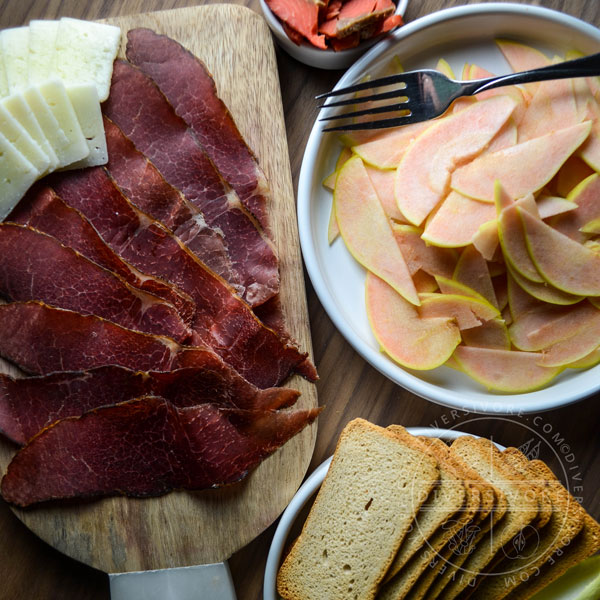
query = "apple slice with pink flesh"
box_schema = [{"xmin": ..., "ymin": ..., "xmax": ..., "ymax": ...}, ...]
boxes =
[
  {"xmin": 472, "ymin": 220, "xmax": 500, "ymax": 261},
  {"xmin": 496, "ymin": 40, "xmax": 551, "ymax": 100},
  {"xmin": 581, "ymin": 217, "xmax": 600, "ymax": 235},
  {"xmin": 395, "ymin": 95, "xmax": 516, "ymax": 226},
  {"xmin": 452, "ymin": 345, "xmax": 562, "ymax": 393},
  {"xmin": 412, "ymin": 270, "xmax": 438, "ymax": 293},
  {"xmin": 578, "ymin": 99, "xmax": 600, "ymax": 171},
  {"xmin": 422, "ymin": 191, "xmax": 496, "ymax": 248},
  {"xmin": 418, "ymin": 292, "xmax": 500, "ymax": 330},
  {"xmin": 392, "ymin": 224, "xmax": 457, "ymax": 277},
  {"xmin": 323, "ymin": 146, "xmax": 352, "ymax": 191},
  {"xmin": 435, "ymin": 274, "xmax": 490, "ymax": 304},
  {"xmin": 462, "ymin": 318, "xmax": 511, "ymax": 350},
  {"xmin": 520, "ymin": 206, "xmax": 600, "ymax": 296},
  {"xmin": 451, "ymin": 122, "xmax": 592, "ymax": 203},
  {"xmin": 335, "ymin": 156, "xmax": 419, "ymax": 305},
  {"xmin": 536, "ymin": 195, "xmax": 576, "ymax": 219},
  {"xmin": 567, "ymin": 345, "xmax": 600, "ymax": 368},
  {"xmin": 507, "ymin": 269, "xmax": 542, "ymax": 321},
  {"xmin": 366, "ymin": 165, "xmax": 407, "ymax": 222},
  {"xmin": 555, "ymin": 155, "xmax": 595, "ymax": 197},
  {"xmin": 366, "ymin": 272, "xmax": 460, "ymax": 370},
  {"xmin": 454, "ymin": 244, "xmax": 498, "ymax": 308}
]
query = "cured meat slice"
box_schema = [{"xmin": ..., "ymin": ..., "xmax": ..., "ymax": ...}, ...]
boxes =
[
  {"xmin": 0, "ymin": 366, "xmax": 300, "ymax": 445},
  {"xmin": 126, "ymin": 29, "xmax": 278, "ymax": 229},
  {"xmin": 1, "ymin": 395, "xmax": 321, "ymax": 506},
  {"xmin": 49, "ymin": 167, "xmax": 312, "ymax": 388},
  {"xmin": 10, "ymin": 184, "xmax": 196, "ymax": 325},
  {"xmin": 103, "ymin": 116, "xmax": 241, "ymax": 294},
  {"xmin": 103, "ymin": 60, "xmax": 278, "ymax": 308},
  {"xmin": 262, "ymin": 0, "xmax": 327, "ymax": 50},
  {"xmin": 0, "ymin": 223, "xmax": 191, "ymax": 343}
]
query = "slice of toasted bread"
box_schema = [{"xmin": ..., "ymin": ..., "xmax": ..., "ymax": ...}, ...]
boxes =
[{"xmin": 276, "ymin": 419, "xmax": 439, "ymax": 600}]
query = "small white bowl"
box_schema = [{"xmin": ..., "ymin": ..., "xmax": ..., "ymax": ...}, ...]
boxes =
[{"xmin": 259, "ymin": 0, "xmax": 410, "ymax": 70}]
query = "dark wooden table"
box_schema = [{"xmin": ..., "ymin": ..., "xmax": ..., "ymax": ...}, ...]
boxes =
[{"xmin": 1, "ymin": 1, "xmax": 599, "ymax": 598}]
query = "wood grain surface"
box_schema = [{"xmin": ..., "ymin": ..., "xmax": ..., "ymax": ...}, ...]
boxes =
[{"xmin": 1, "ymin": 1, "xmax": 599, "ymax": 599}]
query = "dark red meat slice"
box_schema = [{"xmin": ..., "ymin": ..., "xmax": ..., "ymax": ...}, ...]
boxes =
[
  {"xmin": 103, "ymin": 116, "xmax": 242, "ymax": 294},
  {"xmin": 1, "ymin": 395, "xmax": 321, "ymax": 506},
  {"xmin": 0, "ymin": 223, "xmax": 191, "ymax": 343},
  {"xmin": 126, "ymin": 29, "xmax": 276, "ymax": 229},
  {"xmin": 103, "ymin": 60, "xmax": 278, "ymax": 308},
  {"xmin": 9, "ymin": 184, "xmax": 196, "ymax": 325},
  {"xmin": 0, "ymin": 366, "xmax": 300, "ymax": 445},
  {"xmin": 49, "ymin": 167, "xmax": 313, "ymax": 388},
  {"xmin": 262, "ymin": 0, "xmax": 327, "ymax": 49}
]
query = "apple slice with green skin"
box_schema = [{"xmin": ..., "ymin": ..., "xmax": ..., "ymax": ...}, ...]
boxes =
[
  {"xmin": 519, "ymin": 206, "xmax": 600, "ymax": 296},
  {"xmin": 392, "ymin": 224, "xmax": 457, "ymax": 277},
  {"xmin": 451, "ymin": 122, "xmax": 592, "ymax": 203},
  {"xmin": 452, "ymin": 345, "xmax": 562, "ymax": 393},
  {"xmin": 366, "ymin": 165, "xmax": 407, "ymax": 222},
  {"xmin": 366, "ymin": 272, "xmax": 460, "ymax": 370},
  {"xmin": 462, "ymin": 318, "xmax": 511, "ymax": 350},
  {"xmin": 395, "ymin": 95, "xmax": 516, "ymax": 226},
  {"xmin": 507, "ymin": 269, "xmax": 542, "ymax": 321},
  {"xmin": 581, "ymin": 217, "xmax": 600, "ymax": 234},
  {"xmin": 472, "ymin": 220, "xmax": 500, "ymax": 261},
  {"xmin": 555, "ymin": 155, "xmax": 595, "ymax": 197},
  {"xmin": 496, "ymin": 40, "xmax": 551, "ymax": 100},
  {"xmin": 567, "ymin": 346, "xmax": 600, "ymax": 368},
  {"xmin": 323, "ymin": 146, "xmax": 352, "ymax": 191},
  {"xmin": 435, "ymin": 274, "xmax": 490, "ymax": 304},
  {"xmin": 551, "ymin": 173, "xmax": 600, "ymax": 243},
  {"xmin": 335, "ymin": 156, "xmax": 419, "ymax": 305},
  {"xmin": 413, "ymin": 270, "xmax": 438, "ymax": 293},
  {"xmin": 422, "ymin": 191, "xmax": 496, "ymax": 248},
  {"xmin": 418, "ymin": 292, "xmax": 500, "ymax": 330},
  {"xmin": 453, "ymin": 244, "xmax": 498, "ymax": 308},
  {"xmin": 536, "ymin": 195, "xmax": 576, "ymax": 219},
  {"xmin": 578, "ymin": 91, "xmax": 600, "ymax": 171}
]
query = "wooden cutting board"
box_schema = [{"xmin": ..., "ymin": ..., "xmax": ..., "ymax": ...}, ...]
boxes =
[{"xmin": 0, "ymin": 4, "xmax": 318, "ymax": 574}]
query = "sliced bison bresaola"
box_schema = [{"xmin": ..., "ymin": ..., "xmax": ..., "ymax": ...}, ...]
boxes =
[
  {"xmin": 126, "ymin": 28, "xmax": 274, "ymax": 230},
  {"xmin": 0, "ymin": 223, "xmax": 191, "ymax": 343},
  {"xmin": 1, "ymin": 395, "xmax": 321, "ymax": 506},
  {"xmin": 0, "ymin": 366, "xmax": 300, "ymax": 445},
  {"xmin": 49, "ymin": 167, "xmax": 314, "ymax": 388},
  {"xmin": 103, "ymin": 60, "xmax": 278, "ymax": 308},
  {"xmin": 10, "ymin": 184, "xmax": 196, "ymax": 325},
  {"xmin": 103, "ymin": 116, "xmax": 242, "ymax": 294}
]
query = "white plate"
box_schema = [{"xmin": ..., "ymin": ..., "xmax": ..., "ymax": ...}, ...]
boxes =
[
  {"xmin": 298, "ymin": 3, "xmax": 600, "ymax": 415},
  {"xmin": 263, "ymin": 427, "xmax": 502, "ymax": 600}
]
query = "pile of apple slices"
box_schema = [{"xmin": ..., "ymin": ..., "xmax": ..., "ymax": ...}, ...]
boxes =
[
  {"xmin": 0, "ymin": 18, "xmax": 121, "ymax": 219},
  {"xmin": 325, "ymin": 41, "xmax": 600, "ymax": 393}
]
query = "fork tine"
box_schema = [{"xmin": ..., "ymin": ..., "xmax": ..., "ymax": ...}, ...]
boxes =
[
  {"xmin": 319, "ymin": 100, "xmax": 409, "ymax": 123},
  {"xmin": 317, "ymin": 88, "xmax": 408, "ymax": 109},
  {"xmin": 316, "ymin": 72, "xmax": 407, "ymax": 99},
  {"xmin": 322, "ymin": 114, "xmax": 415, "ymax": 132}
]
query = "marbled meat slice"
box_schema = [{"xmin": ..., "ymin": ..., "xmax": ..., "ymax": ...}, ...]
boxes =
[
  {"xmin": 103, "ymin": 116, "xmax": 242, "ymax": 294},
  {"xmin": 0, "ymin": 223, "xmax": 191, "ymax": 343},
  {"xmin": 1, "ymin": 395, "xmax": 321, "ymax": 506},
  {"xmin": 50, "ymin": 167, "xmax": 313, "ymax": 388},
  {"xmin": 126, "ymin": 29, "xmax": 276, "ymax": 229},
  {"xmin": 10, "ymin": 184, "xmax": 196, "ymax": 326},
  {"xmin": 0, "ymin": 366, "xmax": 300, "ymax": 445},
  {"xmin": 103, "ymin": 60, "xmax": 278, "ymax": 308},
  {"xmin": 262, "ymin": 0, "xmax": 327, "ymax": 49}
]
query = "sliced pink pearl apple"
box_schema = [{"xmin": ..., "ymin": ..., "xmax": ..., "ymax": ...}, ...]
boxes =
[
  {"xmin": 507, "ymin": 263, "xmax": 583, "ymax": 306},
  {"xmin": 461, "ymin": 318, "xmax": 511, "ymax": 350},
  {"xmin": 366, "ymin": 272, "xmax": 460, "ymax": 370},
  {"xmin": 451, "ymin": 121, "xmax": 592, "ymax": 203},
  {"xmin": 366, "ymin": 165, "xmax": 407, "ymax": 222},
  {"xmin": 335, "ymin": 156, "xmax": 419, "ymax": 305},
  {"xmin": 395, "ymin": 95, "xmax": 516, "ymax": 226},
  {"xmin": 452, "ymin": 346, "xmax": 562, "ymax": 393},
  {"xmin": 418, "ymin": 292, "xmax": 500, "ymax": 330},
  {"xmin": 453, "ymin": 244, "xmax": 498, "ymax": 308}
]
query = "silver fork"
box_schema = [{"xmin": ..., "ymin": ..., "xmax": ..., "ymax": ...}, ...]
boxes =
[{"xmin": 317, "ymin": 51, "xmax": 600, "ymax": 131}]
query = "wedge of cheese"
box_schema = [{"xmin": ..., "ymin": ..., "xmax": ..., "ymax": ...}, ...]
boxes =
[
  {"xmin": 2, "ymin": 93, "xmax": 59, "ymax": 169},
  {"xmin": 1, "ymin": 26, "xmax": 30, "ymax": 93},
  {"xmin": 66, "ymin": 84, "xmax": 108, "ymax": 167},
  {"xmin": 55, "ymin": 18, "xmax": 121, "ymax": 101},
  {"xmin": 0, "ymin": 102, "xmax": 51, "ymax": 174},
  {"xmin": 28, "ymin": 20, "xmax": 59, "ymax": 84},
  {"xmin": 0, "ymin": 52, "xmax": 9, "ymax": 97},
  {"xmin": 0, "ymin": 130, "xmax": 40, "ymax": 220}
]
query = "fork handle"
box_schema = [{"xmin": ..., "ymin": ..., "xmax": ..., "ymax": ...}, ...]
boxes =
[{"xmin": 471, "ymin": 51, "xmax": 600, "ymax": 95}]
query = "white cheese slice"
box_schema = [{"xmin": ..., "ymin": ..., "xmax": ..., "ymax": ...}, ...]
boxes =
[
  {"xmin": 0, "ymin": 53, "xmax": 9, "ymax": 97},
  {"xmin": 55, "ymin": 18, "xmax": 121, "ymax": 102},
  {"xmin": 2, "ymin": 93, "xmax": 59, "ymax": 169},
  {"xmin": 66, "ymin": 84, "xmax": 107, "ymax": 168},
  {"xmin": 0, "ymin": 101, "xmax": 51, "ymax": 174},
  {"xmin": 0, "ymin": 130, "xmax": 40, "ymax": 221},
  {"xmin": 1, "ymin": 26, "xmax": 30, "ymax": 93},
  {"xmin": 28, "ymin": 20, "xmax": 59, "ymax": 84}
]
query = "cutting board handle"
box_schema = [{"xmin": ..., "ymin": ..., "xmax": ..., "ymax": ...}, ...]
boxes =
[{"xmin": 109, "ymin": 561, "xmax": 237, "ymax": 600}]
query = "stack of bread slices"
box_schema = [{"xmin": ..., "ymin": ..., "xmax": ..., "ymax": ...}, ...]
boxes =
[{"xmin": 277, "ymin": 419, "xmax": 600, "ymax": 600}]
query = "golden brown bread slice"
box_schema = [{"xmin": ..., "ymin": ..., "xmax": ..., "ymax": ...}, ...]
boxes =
[
  {"xmin": 467, "ymin": 447, "xmax": 585, "ymax": 599},
  {"xmin": 382, "ymin": 426, "xmax": 468, "ymax": 582},
  {"xmin": 276, "ymin": 419, "xmax": 440, "ymax": 600},
  {"xmin": 502, "ymin": 459, "xmax": 600, "ymax": 600},
  {"xmin": 436, "ymin": 436, "xmax": 541, "ymax": 599}
]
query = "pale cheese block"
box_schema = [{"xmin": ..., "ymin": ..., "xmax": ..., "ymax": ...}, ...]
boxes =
[
  {"xmin": 28, "ymin": 20, "xmax": 59, "ymax": 84},
  {"xmin": 0, "ymin": 102, "xmax": 51, "ymax": 174},
  {"xmin": 1, "ymin": 26, "xmax": 30, "ymax": 93},
  {"xmin": 66, "ymin": 84, "xmax": 108, "ymax": 167},
  {"xmin": 2, "ymin": 93, "xmax": 59, "ymax": 169},
  {"xmin": 0, "ymin": 130, "xmax": 40, "ymax": 221},
  {"xmin": 55, "ymin": 18, "xmax": 121, "ymax": 102},
  {"xmin": 0, "ymin": 53, "xmax": 9, "ymax": 97}
]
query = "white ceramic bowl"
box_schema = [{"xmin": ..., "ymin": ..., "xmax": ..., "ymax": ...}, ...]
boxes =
[
  {"xmin": 298, "ymin": 3, "xmax": 600, "ymax": 415},
  {"xmin": 263, "ymin": 427, "xmax": 502, "ymax": 600},
  {"xmin": 259, "ymin": 0, "xmax": 410, "ymax": 70}
]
